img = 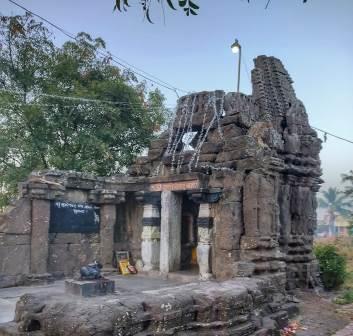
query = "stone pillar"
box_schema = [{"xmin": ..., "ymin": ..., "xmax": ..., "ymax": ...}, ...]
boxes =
[
  {"xmin": 89, "ymin": 189, "xmax": 126, "ymax": 271},
  {"xmin": 30, "ymin": 199, "xmax": 50, "ymax": 274},
  {"xmin": 100, "ymin": 204, "xmax": 116, "ymax": 269},
  {"xmin": 160, "ymin": 191, "xmax": 182, "ymax": 274},
  {"xmin": 197, "ymin": 203, "xmax": 213, "ymax": 280},
  {"xmin": 26, "ymin": 181, "xmax": 64, "ymax": 275},
  {"xmin": 188, "ymin": 188, "xmax": 222, "ymax": 280},
  {"xmin": 141, "ymin": 196, "xmax": 161, "ymax": 271}
]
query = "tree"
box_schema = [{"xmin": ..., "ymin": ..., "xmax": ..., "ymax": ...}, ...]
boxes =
[
  {"xmin": 318, "ymin": 187, "xmax": 351, "ymax": 236},
  {"xmin": 342, "ymin": 170, "xmax": 353, "ymax": 234},
  {"xmin": 0, "ymin": 14, "xmax": 166, "ymax": 210},
  {"xmin": 342, "ymin": 170, "xmax": 353, "ymax": 199},
  {"xmin": 113, "ymin": 0, "xmax": 308, "ymax": 23}
]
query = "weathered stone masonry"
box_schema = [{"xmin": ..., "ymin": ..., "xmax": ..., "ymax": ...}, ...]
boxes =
[
  {"xmin": 128, "ymin": 55, "xmax": 323, "ymax": 288},
  {"xmin": 0, "ymin": 55, "xmax": 322, "ymax": 290},
  {"xmin": 0, "ymin": 55, "xmax": 323, "ymax": 336}
]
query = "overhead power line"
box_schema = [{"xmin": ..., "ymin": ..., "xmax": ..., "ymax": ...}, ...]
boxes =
[
  {"xmin": 4, "ymin": 2, "xmax": 353, "ymax": 147},
  {"xmin": 0, "ymin": 88, "xmax": 173, "ymax": 108},
  {"xmin": 1, "ymin": 91, "xmax": 352, "ymax": 145},
  {"xmin": 7, "ymin": 0, "xmax": 189, "ymax": 96},
  {"xmin": 312, "ymin": 127, "xmax": 353, "ymax": 145}
]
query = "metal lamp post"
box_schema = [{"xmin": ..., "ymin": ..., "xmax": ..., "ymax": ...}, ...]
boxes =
[{"xmin": 231, "ymin": 39, "xmax": 241, "ymax": 93}]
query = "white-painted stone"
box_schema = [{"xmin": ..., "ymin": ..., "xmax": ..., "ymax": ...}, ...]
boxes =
[
  {"xmin": 197, "ymin": 244, "xmax": 213, "ymax": 280},
  {"xmin": 141, "ymin": 226, "xmax": 161, "ymax": 240},
  {"xmin": 143, "ymin": 204, "xmax": 160, "ymax": 218},
  {"xmin": 160, "ymin": 191, "xmax": 182, "ymax": 274},
  {"xmin": 198, "ymin": 227, "xmax": 212, "ymax": 244},
  {"xmin": 141, "ymin": 239, "xmax": 160, "ymax": 271},
  {"xmin": 198, "ymin": 203, "xmax": 211, "ymax": 218},
  {"xmin": 141, "ymin": 203, "xmax": 161, "ymax": 271}
]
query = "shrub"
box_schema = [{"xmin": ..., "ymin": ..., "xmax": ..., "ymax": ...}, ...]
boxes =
[
  {"xmin": 314, "ymin": 244, "xmax": 347, "ymax": 290},
  {"xmin": 334, "ymin": 289, "xmax": 353, "ymax": 305}
]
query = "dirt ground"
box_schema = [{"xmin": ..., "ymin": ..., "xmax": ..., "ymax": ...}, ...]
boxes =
[{"xmin": 294, "ymin": 289, "xmax": 353, "ymax": 336}]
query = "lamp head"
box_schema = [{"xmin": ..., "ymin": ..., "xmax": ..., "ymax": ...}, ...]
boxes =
[{"xmin": 231, "ymin": 39, "xmax": 241, "ymax": 54}]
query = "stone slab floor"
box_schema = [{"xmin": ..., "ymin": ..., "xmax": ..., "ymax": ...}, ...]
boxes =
[{"xmin": 0, "ymin": 274, "xmax": 184, "ymax": 323}]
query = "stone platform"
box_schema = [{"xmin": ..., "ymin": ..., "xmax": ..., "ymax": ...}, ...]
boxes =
[
  {"xmin": 65, "ymin": 278, "xmax": 115, "ymax": 297},
  {"xmin": 0, "ymin": 274, "xmax": 299, "ymax": 336}
]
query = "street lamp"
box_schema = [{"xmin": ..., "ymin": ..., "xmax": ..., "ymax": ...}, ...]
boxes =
[{"xmin": 231, "ymin": 39, "xmax": 241, "ymax": 93}]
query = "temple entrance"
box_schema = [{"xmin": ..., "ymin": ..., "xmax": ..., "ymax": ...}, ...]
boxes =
[{"xmin": 180, "ymin": 194, "xmax": 199, "ymax": 272}]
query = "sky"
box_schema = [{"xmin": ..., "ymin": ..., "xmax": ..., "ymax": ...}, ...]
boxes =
[{"xmin": 1, "ymin": 0, "xmax": 353, "ymax": 191}]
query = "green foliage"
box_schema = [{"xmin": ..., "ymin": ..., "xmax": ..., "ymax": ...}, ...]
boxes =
[
  {"xmin": 314, "ymin": 244, "xmax": 347, "ymax": 290},
  {"xmin": 318, "ymin": 187, "xmax": 351, "ymax": 234},
  {"xmin": 334, "ymin": 289, "xmax": 353, "ymax": 305},
  {"xmin": 114, "ymin": 0, "xmax": 200, "ymax": 23},
  {"xmin": 318, "ymin": 187, "xmax": 351, "ymax": 216},
  {"xmin": 341, "ymin": 170, "xmax": 353, "ymax": 233},
  {"xmin": 0, "ymin": 14, "xmax": 166, "ymax": 209},
  {"xmin": 342, "ymin": 170, "xmax": 353, "ymax": 198},
  {"xmin": 113, "ymin": 0, "xmax": 308, "ymax": 23}
]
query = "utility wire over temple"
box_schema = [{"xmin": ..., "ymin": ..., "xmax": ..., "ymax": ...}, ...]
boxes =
[
  {"xmin": 4, "ymin": 0, "xmax": 353, "ymax": 147},
  {"xmin": 7, "ymin": 0, "xmax": 190, "ymax": 97}
]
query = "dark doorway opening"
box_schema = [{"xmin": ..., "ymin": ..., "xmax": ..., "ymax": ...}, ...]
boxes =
[{"xmin": 180, "ymin": 194, "xmax": 199, "ymax": 271}]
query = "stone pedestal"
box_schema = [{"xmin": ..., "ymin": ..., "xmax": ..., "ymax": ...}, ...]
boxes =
[
  {"xmin": 160, "ymin": 191, "xmax": 182, "ymax": 274},
  {"xmin": 65, "ymin": 278, "xmax": 115, "ymax": 297}
]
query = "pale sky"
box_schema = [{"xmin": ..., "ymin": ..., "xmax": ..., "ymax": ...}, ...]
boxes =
[{"xmin": 2, "ymin": 0, "xmax": 353, "ymax": 191}]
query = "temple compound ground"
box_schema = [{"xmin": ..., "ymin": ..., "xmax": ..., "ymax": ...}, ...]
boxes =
[{"xmin": 0, "ymin": 55, "xmax": 327, "ymax": 335}]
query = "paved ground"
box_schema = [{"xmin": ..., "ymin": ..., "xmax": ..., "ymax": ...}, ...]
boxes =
[
  {"xmin": 0, "ymin": 274, "xmax": 185, "ymax": 324},
  {"xmin": 0, "ymin": 281, "xmax": 64, "ymax": 323},
  {"xmin": 333, "ymin": 322, "xmax": 353, "ymax": 336},
  {"xmin": 295, "ymin": 290, "xmax": 352, "ymax": 336}
]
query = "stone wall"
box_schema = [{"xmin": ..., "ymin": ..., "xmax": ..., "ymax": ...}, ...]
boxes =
[
  {"xmin": 0, "ymin": 198, "xmax": 32, "ymax": 287},
  {"xmin": 0, "ymin": 55, "xmax": 321, "ymax": 290},
  {"xmin": 0, "ymin": 172, "xmax": 143, "ymax": 287}
]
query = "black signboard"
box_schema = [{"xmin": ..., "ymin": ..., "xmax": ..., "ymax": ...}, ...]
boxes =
[{"xmin": 49, "ymin": 201, "xmax": 100, "ymax": 233}]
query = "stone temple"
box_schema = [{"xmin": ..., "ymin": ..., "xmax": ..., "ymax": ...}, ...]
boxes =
[{"xmin": 0, "ymin": 56, "xmax": 323, "ymax": 335}]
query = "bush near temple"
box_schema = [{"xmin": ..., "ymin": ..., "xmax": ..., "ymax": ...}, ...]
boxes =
[{"xmin": 314, "ymin": 244, "xmax": 347, "ymax": 290}]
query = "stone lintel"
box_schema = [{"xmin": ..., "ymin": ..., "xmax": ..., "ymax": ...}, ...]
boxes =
[
  {"xmin": 148, "ymin": 172, "xmax": 209, "ymax": 192},
  {"xmin": 135, "ymin": 191, "xmax": 161, "ymax": 205},
  {"xmin": 187, "ymin": 188, "xmax": 222, "ymax": 204}
]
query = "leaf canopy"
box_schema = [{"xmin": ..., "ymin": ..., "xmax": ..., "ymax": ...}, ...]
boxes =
[{"xmin": 0, "ymin": 13, "xmax": 167, "ymax": 210}]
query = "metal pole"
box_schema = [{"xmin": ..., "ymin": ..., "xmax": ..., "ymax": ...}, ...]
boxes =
[{"xmin": 237, "ymin": 46, "xmax": 241, "ymax": 93}]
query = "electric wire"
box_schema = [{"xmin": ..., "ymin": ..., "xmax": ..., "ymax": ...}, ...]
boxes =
[
  {"xmin": 3, "ymin": 2, "xmax": 353, "ymax": 146},
  {"xmin": 312, "ymin": 127, "xmax": 353, "ymax": 145},
  {"xmin": 0, "ymin": 88, "xmax": 172, "ymax": 109},
  {"xmin": 7, "ymin": 0, "xmax": 189, "ymax": 95}
]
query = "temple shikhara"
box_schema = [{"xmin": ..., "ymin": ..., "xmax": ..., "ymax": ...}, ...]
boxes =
[{"xmin": 0, "ymin": 56, "xmax": 323, "ymax": 336}]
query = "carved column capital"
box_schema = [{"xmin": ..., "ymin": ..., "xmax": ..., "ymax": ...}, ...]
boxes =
[
  {"xmin": 88, "ymin": 189, "xmax": 125, "ymax": 204},
  {"xmin": 22, "ymin": 181, "xmax": 65, "ymax": 200},
  {"xmin": 134, "ymin": 191, "xmax": 161, "ymax": 206}
]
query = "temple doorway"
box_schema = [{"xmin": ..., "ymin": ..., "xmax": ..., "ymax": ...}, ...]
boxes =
[{"xmin": 180, "ymin": 194, "xmax": 199, "ymax": 272}]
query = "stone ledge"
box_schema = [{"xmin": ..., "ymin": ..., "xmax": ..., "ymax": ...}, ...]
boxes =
[{"xmin": 2, "ymin": 275, "xmax": 297, "ymax": 336}]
